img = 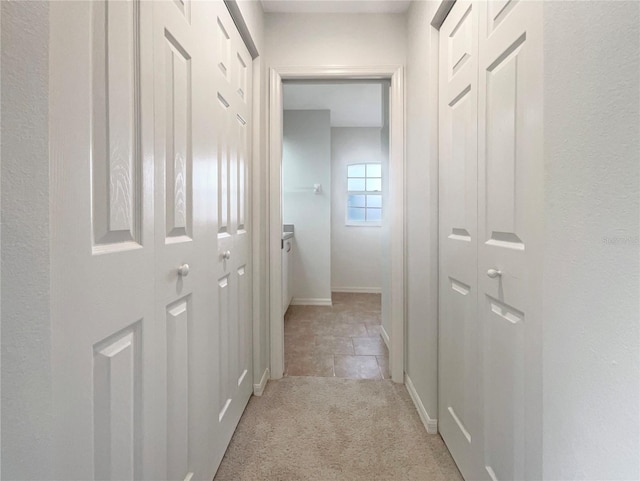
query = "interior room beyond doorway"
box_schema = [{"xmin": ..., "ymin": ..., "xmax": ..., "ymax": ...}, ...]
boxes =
[{"xmin": 280, "ymin": 80, "xmax": 391, "ymax": 379}]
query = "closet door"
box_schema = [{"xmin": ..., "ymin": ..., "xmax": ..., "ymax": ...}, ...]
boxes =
[
  {"xmin": 50, "ymin": 1, "xmax": 162, "ymax": 479},
  {"xmin": 154, "ymin": 1, "xmax": 253, "ymax": 478},
  {"xmin": 477, "ymin": 2, "xmax": 543, "ymax": 480},
  {"xmin": 153, "ymin": 1, "xmax": 217, "ymax": 479},
  {"xmin": 211, "ymin": 2, "xmax": 254, "ymax": 463},
  {"xmin": 437, "ymin": 2, "xmax": 483, "ymax": 480}
]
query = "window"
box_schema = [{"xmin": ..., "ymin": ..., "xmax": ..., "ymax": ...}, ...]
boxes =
[{"xmin": 346, "ymin": 163, "xmax": 382, "ymax": 225}]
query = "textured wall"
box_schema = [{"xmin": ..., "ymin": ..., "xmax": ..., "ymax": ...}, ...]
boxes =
[
  {"xmin": 404, "ymin": 0, "xmax": 440, "ymax": 425},
  {"xmin": 265, "ymin": 12, "xmax": 406, "ymax": 67},
  {"xmin": 542, "ymin": 2, "xmax": 640, "ymax": 479},
  {"xmin": 1, "ymin": 2, "xmax": 53, "ymax": 479}
]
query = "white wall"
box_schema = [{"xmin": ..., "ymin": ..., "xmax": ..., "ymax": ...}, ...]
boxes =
[
  {"xmin": 331, "ymin": 128, "xmax": 382, "ymax": 292},
  {"xmin": 542, "ymin": 2, "xmax": 640, "ymax": 479},
  {"xmin": 282, "ymin": 110, "xmax": 332, "ymax": 303},
  {"xmin": 404, "ymin": 0, "xmax": 440, "ymax": 427},
  {"xmin": 265, "ymin": 12, "xmax": 406, "ymax": 67},
  {"xmin": 1, "ymin": 2, "xmax": 53, "ymax": 478}
]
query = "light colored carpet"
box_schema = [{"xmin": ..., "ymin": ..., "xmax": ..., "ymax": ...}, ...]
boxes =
[{"xmin": 214, "ymin": 377, "xmax": 463, "ymax": 481}]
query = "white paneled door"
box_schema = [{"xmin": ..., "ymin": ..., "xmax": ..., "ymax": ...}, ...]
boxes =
[
  {"xmin": 438, "ymin": 1, "xmax": 543, "ymax": 480},
  {"xmin": 209, "ymin": 0, "xmax": 254, "ymax": 464},
  {"xmin": 51, "ymin": 1, "xmax": 159, "ymax": 479},
  {"xmin": 50, "ymin": 1, "xmax": 252, "ymax": 480},
  {"xmin": 477, "ymin": 2, "xmax": 543, "ymax": 480},
  {"xmin": 438, "ymin": 1, "xmax": 481, "ymax": 479}
]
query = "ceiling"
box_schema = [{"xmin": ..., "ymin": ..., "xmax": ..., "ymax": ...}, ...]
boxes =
[
  {"xmin": 283, "ymin": 82, "xmax": 384, "ymax": 128},
  {"xmin": 261, "ymin": 0, "xmax": 411, "ymax": 14}
]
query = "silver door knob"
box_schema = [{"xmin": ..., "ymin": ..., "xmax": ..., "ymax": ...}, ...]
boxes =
[
  {"xmin": 222, "ymin": 250, "xmax": 231, "ymax": 260},
  {"xmin": 178, "ymin": 264, "xmax": 190, "ymax": 277},
  {"xmin": 487, "ymin": 269, "xmax": 502, "ymax": 278}
]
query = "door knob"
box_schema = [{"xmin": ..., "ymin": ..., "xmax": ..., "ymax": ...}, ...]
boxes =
[
  {"xmin": 178, "ymin": 264, "xmax": 190, "ymax": 277},
  {"xmin": 487, "ymin": 268, "xmax": 502, "ymax": 279},
  {"xmin": 222, "ymin": 250, "xmax": 231, "ymax": 260}
]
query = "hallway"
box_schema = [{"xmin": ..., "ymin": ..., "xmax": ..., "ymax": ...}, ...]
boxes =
[
  {"xmin": 214, "ymin": 293, "xmax": 463, "ymax": 480},
  {"xmin": 214, "ymin": 377, "xmax": 463, "ymax": 481},
  {"xmin": 3, "ymin": 1, "xmax": 638, "ymax": 480}
]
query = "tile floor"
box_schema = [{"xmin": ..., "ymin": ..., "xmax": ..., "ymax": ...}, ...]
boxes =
[{"xmin": 284, "ymin": 292, "xmax": 389, "ymax": 380}]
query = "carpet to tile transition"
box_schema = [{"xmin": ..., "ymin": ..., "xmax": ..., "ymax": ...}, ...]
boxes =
[{"xmin": 213, "ymin": 377, "xmax": 463, "ymax": 481}]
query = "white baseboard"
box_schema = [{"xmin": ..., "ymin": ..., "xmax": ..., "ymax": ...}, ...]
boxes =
[
  {"xmin": 290, "ymin": 298, "xmax": 333, "ymax": 306},
  {"xmin": 253, "ymin": 368, "xmax": 270, "ymax": 396},
  {"xmin": 380, "ymin": 324, "xmax": 390, "ymax": 350},
  {"xmin": 331, "ymin": 287, "xmax": 382, "ymax": 294},
  {"xmin": 405, "ymin": 374, "xmax": 438, "ymax": 434}
]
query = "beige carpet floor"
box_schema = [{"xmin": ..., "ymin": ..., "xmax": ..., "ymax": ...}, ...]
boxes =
[{"xmin": 214, "ymin": 377, "xmax": 463, "ymax": 481}]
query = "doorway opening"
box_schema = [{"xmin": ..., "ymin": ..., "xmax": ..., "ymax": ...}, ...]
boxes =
[
  {"xmin": 280, "ymin": 80, "xmax": 390, "ymax": 379},
  {"xmin": 268, "ymin": 67, "xmax": 405, "ymax": 384}
]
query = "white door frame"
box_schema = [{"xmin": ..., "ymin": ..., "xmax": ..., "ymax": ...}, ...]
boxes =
[{"xmin": 268, "ymin": 65, "xmax": 405, "ymax": 383}]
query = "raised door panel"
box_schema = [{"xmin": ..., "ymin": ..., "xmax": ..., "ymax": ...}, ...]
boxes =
[
  {"xmin": 484, "ymin": 34, "xmax": 525, "ymax": 252},
  {"xmin": 237, "ymin": 265, "xmax": 249, "ymax": 389},
  {"xmin": 164, "ymin": 32, "xmax": 192, "ymax": 242},
  {"xmin": 93, "ymin": 323, "xmax": 143, "ymax": 481},
  {"xmin": 217, "ymin": 274, "xmax": 232, "ymax": 422},
  {"xmin": 442, "ymin": 277, "xmax": 474, "ymax": 444},
  {"xmin": 91, "ymin": 0, "xmax": 141, "ymax": 250},
  {"xmin": 166, "ymin": 297, "xmax": 192, "ymax": 481},
  {"xmin": 173, "ymin": 0, "xmax": 191, "ymax": 23}
]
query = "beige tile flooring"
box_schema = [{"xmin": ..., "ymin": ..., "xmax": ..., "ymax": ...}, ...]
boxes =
[{"xmin": 284, "ymin": 292, "xmax": 389, "ymax": 380}]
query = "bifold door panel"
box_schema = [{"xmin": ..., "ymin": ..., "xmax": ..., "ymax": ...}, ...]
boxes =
[
  {"xmin": 51, "ymin": 1, "xmax": 252, "ymax": 480},
  {"xmin": 438, "ymin": 1, "xmax": 543, "ymax": 480},
  {"xmin": 438, "ymin": 2, "xmax": 481, "ymax": 480}
]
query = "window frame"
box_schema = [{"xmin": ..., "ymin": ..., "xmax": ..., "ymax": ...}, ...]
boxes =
[{"xmin": 345, "ymin": 162, "xmax": 382, "ymax": 227}]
